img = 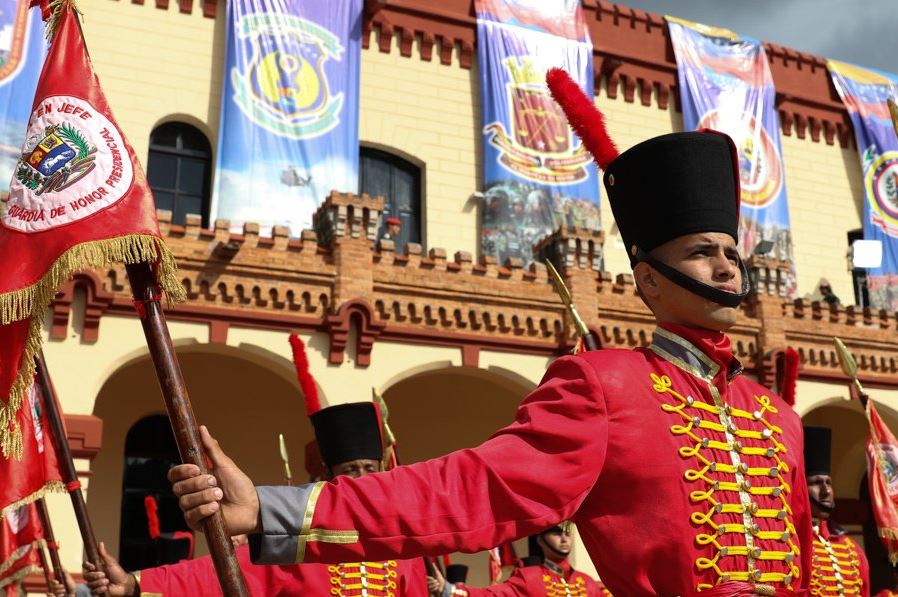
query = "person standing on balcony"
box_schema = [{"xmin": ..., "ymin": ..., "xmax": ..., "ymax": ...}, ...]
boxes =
[{"xmin": 167, "ymin": 69, "xmax": 814, "ymax": 597}]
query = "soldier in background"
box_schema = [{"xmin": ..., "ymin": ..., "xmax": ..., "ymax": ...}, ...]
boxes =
[{"xmin": 805, "ymin": 426, "xmax": 870, "ymax": 597}]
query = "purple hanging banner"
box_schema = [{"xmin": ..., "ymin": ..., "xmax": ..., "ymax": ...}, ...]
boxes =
[{"xmin": 667, "ymin": 17, "xmax": 796, "ymax": 296}]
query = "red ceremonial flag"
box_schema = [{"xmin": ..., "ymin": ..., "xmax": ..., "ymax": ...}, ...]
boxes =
[
  {"xmin": 0, "ymin": 502, "xmax": 45, "ymax": 593},
  {"xmin": 866, "ymin": 399, "xmax": 898, "ymax": 564},
  {"xmin": 0, "ymin": 376, "xmax": 63, "ymax": 517},
  {"xmin": 0, "ymin": 1, "xmax": 183, "ymax": 458}
]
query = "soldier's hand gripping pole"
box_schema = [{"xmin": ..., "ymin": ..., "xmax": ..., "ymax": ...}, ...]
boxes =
[{"xmin": 126, "ymin": 262, "xmax": 249, "ymax": 597}]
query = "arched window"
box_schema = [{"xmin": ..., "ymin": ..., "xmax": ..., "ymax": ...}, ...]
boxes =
[
  {"xmin": 147, "ymin": 122, "xmax": 212, "ymax": 226},
  {"xmin": 359, "ymin": 147, "xmax": 422, "ymax": 253},
  {"xmin": 118, "ymin": 415, "xmax": 192, "ymax": 571}
]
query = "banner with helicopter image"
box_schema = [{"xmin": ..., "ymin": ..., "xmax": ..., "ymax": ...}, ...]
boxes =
[{"xmin": 212, "ymin": 0, "xmax": 362, "ymax": 234}]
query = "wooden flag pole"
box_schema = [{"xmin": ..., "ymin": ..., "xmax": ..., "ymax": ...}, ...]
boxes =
[
  {"xmin": 125, "ymin": 262, "xmax": 248, "ymax": 597},
  {"xmin": 35, "ymin": 497, "xmax": 67, "ymax": 590},
  {"xmin": 36, "ymin": 498, "xmax": 65, "ymax": 587},
  {"xmin": 34, "ymin": 352, "xmax": 101, "ymax": 570}
]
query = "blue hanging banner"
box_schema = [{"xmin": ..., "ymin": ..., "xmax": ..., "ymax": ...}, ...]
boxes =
[
  {"xmin": 0, "ymin": 2, "xmax": 45, "ymax": 192},
  {"xmin": 667, "ymin": 17, "xmax": 796, "ymax": 296},
  {"xmin": 212, "ymin": 0, "xmax": 362, "ymax": 234},
  {"xmin": 476, "ymin": 0, "xmax": 600, "ymax": 267},
  {"xmin": 829, "ymin": 61, "xmax": 898, "ymax": 310}
]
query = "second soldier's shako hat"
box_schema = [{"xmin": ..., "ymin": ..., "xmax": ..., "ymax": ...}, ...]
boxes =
[
  {"xmin": 290, "ymin": 334, "xmax": 384, "ymax": 470},
  {"xmin": 445, "ymin": 564, "xmax": 468, "ymax": 585},
  {"xmin": 803, "ymin": 426, "xmax": 832, "ymax": 477},
  {"xmin": 546, "ymin": 68, "xmax": 749, "ymax": 308}
]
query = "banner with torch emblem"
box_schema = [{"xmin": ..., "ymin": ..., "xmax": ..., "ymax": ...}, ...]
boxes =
[
  {"xmin": 212, "ymin": 0, "xmax": 363, "ymax": 235},
  {"xmin": 828, "ymin": 61, "xmax": 898, "ymax": 311},
  {"xmin": 476, "ymin": 0, "xmax": 600, "ymax": 268},
  {"xmin": 667, "ymin": 17, "xmax": 796, "ymax": 296}
]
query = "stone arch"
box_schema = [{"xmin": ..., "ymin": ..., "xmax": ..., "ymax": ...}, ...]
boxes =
[
  {"xmin": 87, "ymin": 343, "xmax": 315, "ymax": 559},
  {"xmin": 380, "ymin": 364, "xmax": 534, "ymax": 586}
]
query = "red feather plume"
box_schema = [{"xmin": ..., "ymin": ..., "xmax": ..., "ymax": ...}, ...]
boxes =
[
  {"xmin": 778, "ymin": 347, "xmax": 800, "ymax": 406},
  {"xmin": 144, "ymin": 495, "xmax": 161, "ymax": 539},
  {"xmin": 289, "ymin": 333, "xmax": 321, "ymax": 415},
  {"xmin": 545, "ymin": 67, "xmax": 619, "ymax": 170}
]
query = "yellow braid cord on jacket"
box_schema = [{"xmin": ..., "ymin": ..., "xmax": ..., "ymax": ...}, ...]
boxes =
[
  {"xmin": 809, "ymin": 526, "xmax": 864, "ymax": 596},
  {"xmin": 541, "ymin": 573, "xmax": 588, "ymax": 597},
  {"xmin": 651, "ymin": 373, "xmax": 800, "ymax": 593},
  {"xmin": 327, "ymin": 560, "xmax": 398, "ymax": 597}
]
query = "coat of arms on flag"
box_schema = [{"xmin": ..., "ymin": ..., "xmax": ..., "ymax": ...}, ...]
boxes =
[{"xmin": 0, "ymin": 0, "xmax": 184, "ymax": 459}]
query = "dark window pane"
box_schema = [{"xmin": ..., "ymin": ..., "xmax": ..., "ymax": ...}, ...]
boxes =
[
  {"xmin": 178, "ymin": 158, "xmax": 208, "ymax": 195},
  {"xmin": 147, "ymin": 153, "xmax": 177, "ymax": 189},
  {"xmin": 148, "ymin": 123, "xmax": 212, "ymax": 226},
  {"xmin": 359, "ymin": 147, "xmax": 422, "ymax": 252},
  {"xmin": 393, "ymin": 168, "xmax": 415, "ymax": 212},
  {"xmin": 153, "ymin": 190, "xmax": 175, "ymax": 213},
  {"xmin": 178, "ymin": 194, "xmax": 204, "ymax": 219},
  {"xmin": 149, "ymin": 123, "xmax": 180, "ymax": 149},
  {"xmin": 178, "ymin": 127, "xmax": 211, "ymax": 155}
]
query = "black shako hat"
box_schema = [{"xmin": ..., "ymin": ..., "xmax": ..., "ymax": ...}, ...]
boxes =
[
  {"xmin": 310, "ymin": 402, "xmax": 384, "ymax": 469},
  {"xmin": 546, "ymin": 68, "xmax": 749, "ymax": 308},
  {"xmin": 445, "ymin": 564, "xmax": 468, "ymax": 585},
  {"xmin": 803, "ymin": 426, "xmax": 832, "ymax": 477},
  {"xmin": 604, "ymin": 131, "xmax": 740, "ymax": 259}
]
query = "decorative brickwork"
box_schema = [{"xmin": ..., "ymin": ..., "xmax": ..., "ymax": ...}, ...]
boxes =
[{"xmin": 49, "ymin": 192, "xmax": 898, "ymax": 390}]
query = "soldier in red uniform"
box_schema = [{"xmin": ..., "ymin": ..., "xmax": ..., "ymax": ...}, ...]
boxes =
[
  {"xmin": 448, "ymin": 525, "xmax": 610, "ymax": 597},
  {"xmin": 83, "ymin": 338, "xmax": 428, "ymax": 596},
  {"xmin": 804, "ymin": 426, "xmax": 870, "ymax": 597},
  {"xmin": 169, "ymin": 69, "xmax": 815, "ymax": 597}
]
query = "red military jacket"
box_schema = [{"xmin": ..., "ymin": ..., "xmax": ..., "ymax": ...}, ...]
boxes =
[
  {"xmin": 138, "ymin": 544, "xmax": 428, "ymax": 596},
  {"xmin": 809, "ymin": 520, "xmax": 869, "ymax": 597},
  {"xmin": 250, "ymin": 324, "xmax": 815, "ymax": 596},
  {"xmin": 461, "ymin": 560, "xmax": 610, "ymax": 596}
]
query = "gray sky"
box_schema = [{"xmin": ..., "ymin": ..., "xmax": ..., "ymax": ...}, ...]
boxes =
[{"xmin": 615, "ymin": 0, "xmax": 898, "ymax": 74}]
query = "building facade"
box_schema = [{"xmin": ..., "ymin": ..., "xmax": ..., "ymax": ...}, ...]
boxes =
[{"xmin": 20, "ymin": 0, "xmax": 898, "ymax": 592}]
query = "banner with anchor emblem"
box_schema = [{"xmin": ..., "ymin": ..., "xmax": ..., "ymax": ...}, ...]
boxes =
[
  {"xmin": 829, "ymin": 61, "xmax": 898, "ymax": 311},
  {"xmin": 667, "ymin": 17, "xmax": 796, "ymax": 297},
  {"xmin": 476, "ymin": 0, "xmax": 600, "ymax": 268},
  {"xmin": 212, "ymin": 0, "xmax": 363, "ymax": 235}
]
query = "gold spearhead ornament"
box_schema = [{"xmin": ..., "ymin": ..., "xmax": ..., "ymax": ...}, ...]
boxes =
[
  {"xmin": 545, "ymin": 259, "xmax": 590, "ymax": 337},
  {"xmin": 834, "ymin": 337, "xmax": 864, "ymax": 399},
  {"xmin": 888, "ymin": 99, "xmax": 898, "ymax": 139},
  {"xmin": 278, "ymin": 433, "xmax": 292, "ymax": 485}
]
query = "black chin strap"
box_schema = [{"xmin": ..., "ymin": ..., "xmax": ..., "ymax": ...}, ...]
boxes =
[{"xmin": 634, "ymin": 248, "xmax": 750, "ymax": 308}]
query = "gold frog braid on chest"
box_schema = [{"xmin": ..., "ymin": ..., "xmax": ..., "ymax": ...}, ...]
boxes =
[
  {"xmin": 328, "ymin": 561, "xmax": 398, "ymax": 596},
  {"xmin": 809, "ymin": 528, "xmax": 863, "ymax": 596},
  {"xmin": 650, "ymin": 373, "xmax": 801, "ymax": 593},
  {"xmin": 542, "ymin": 573, "xmax": 588, "ymax": 597}
]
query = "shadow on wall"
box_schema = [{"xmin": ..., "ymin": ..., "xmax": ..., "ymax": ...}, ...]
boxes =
[
  {"xmin": 87, "ymin": 344, "xmax": 313, "ymax": 559},
  {"xmin": 383, "ymin": 365, "xmax": 534, "ymax": 587}
]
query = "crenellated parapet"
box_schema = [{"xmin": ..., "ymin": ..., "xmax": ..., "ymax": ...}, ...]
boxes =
[{"xmin": 46, "ymin": 191, "xmax": 898, "ymax": 388}]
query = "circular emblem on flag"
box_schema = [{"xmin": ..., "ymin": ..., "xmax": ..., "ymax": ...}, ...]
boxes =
[
  {"xmin": 865, "ymin": 151, "xmax": 898, "ymax": 238},
  {"xmin": 3, "ymin": 95, "xmax": 134, "ymax": 233},
  {"xmin": 698, "ymin": 110, "xmax": 783, "ymax": 208}
]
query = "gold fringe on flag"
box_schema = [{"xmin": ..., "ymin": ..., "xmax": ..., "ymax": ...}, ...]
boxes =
[
  {"xmin": 0, "ymin": 234, "xmax": 185, "ymax": 459},
  {"xmin": 0, "ymin": 482, "xmax": 65, "ymax": 523},
  {"xmin": 0, "ymin": 563, "xmax": 44, "ymax": 591},
  {"xmin": 42, "ymin": 0, "xmax": 83, "ymax": 43}
]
